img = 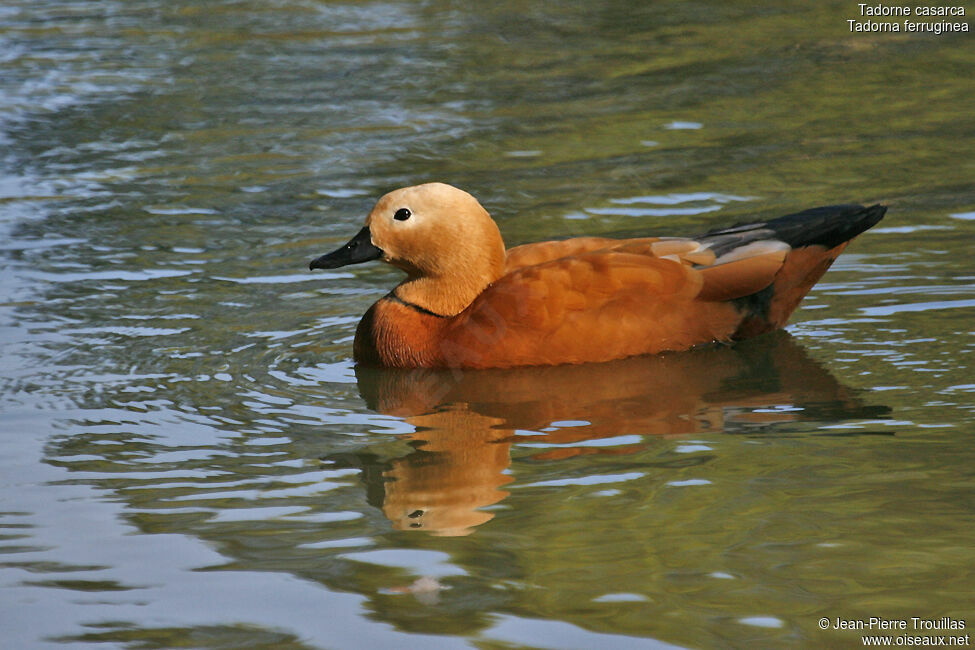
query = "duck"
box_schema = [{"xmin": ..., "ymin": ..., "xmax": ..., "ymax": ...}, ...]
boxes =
[{"xmin": 309, "ymin": 182, "xmax": 885, "ymax": 369}]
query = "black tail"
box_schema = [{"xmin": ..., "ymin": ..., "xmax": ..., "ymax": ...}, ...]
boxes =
[{"xmin": 699, "ymin": 204, "xmax": 887, "ymax": 256}]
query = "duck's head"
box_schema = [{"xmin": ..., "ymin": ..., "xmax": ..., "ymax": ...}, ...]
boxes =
[{"xmin": 310, "ymin": 183, "xmax": 507, "ymax": 316}]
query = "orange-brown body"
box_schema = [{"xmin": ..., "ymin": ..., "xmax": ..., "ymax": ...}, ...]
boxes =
[
  {"xmin": 310, "ymin": 183, "xmax": 885, "ymax": 369},
  {"xmin": 354, "ymin": 238, "xmax": 847, "ymax": 369}
]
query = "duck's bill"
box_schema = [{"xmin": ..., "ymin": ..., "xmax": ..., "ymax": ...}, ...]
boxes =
[{"xmin": 309, "ymin": 227, "xmax": 384, "ymax": 270}]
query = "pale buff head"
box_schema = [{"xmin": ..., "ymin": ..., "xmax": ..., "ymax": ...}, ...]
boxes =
[
  {"xmin": 366, "ymin": 183, "xmax": 505, "ymax": 280},
  {"xmin": 311, "ymin": 183, "xmax": 507, "ymax": 316}
]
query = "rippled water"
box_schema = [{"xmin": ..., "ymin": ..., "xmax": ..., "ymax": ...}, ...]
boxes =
[{"xmin": 2, "ymin": 2, "xmax": 974, "ymax": 648}]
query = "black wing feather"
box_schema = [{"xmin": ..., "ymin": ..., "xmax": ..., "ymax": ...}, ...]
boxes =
[{"xmin": 699, "ymin": 204, "xmax": 887, "ymax": 256}]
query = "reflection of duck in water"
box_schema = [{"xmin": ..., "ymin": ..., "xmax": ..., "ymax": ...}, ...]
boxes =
[
  {"xmin": 331, "ymin": 333, "xmax": 886, "ymax": 536},
  {"xmin": 380, "ymin": 407, "xmax": 513, "ymax": 537},
  {"xmin": 309, "ymin": 183, "xmax": 884, "ymax": 368}
]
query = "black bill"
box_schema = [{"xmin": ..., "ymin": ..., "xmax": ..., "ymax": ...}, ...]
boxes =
[{"xmin": 309, "ymin": 227, "xmax": 383, "ymax": 270}]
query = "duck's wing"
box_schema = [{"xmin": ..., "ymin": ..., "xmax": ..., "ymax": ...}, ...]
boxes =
[
  {"xmin": 696, "ymin": 204, "xmax": 886, "ymax": 255},
  {"xmin": 694, "ymin": 203, "xmax": 886, "ymax": 336},
  {"xmin": 504, "ymin": 237, "xmax": 640, "ymax": 271},
  {"xmin": 441, "ymin": 247, "xmax": 747, "ymax": 368},
  {"xmin": 442, "ymin": 204, "xmax": 885, "ymax": 368}
]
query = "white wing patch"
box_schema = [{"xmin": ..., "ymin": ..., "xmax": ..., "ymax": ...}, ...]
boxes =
[{"xmin": 712, "ymin": 240, "xmax": 791, "ymax": 266}]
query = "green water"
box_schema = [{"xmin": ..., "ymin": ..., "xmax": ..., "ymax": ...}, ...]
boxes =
[{"xmin": 1, "ymin": 1, "xmax": 973, "ymax": 648}]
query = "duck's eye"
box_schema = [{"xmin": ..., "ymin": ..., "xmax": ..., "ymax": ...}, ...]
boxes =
[{"xmin": 393, "ymin": 208, "xmax": 412, "ymax": 221}]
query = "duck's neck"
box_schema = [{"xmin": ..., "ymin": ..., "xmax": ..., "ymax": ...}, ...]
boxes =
[
  {"xmin": 394, "ymin": 267, "xmax": 501, "ymax": 318},
  {"xmin": 393, "ymin": 234, "xmax": 507, "ymax": 317}
]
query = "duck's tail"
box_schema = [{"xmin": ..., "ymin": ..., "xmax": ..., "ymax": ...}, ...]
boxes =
[
  {"xmin": 698, "ymin": 204, "xmax": 887, "ymax": 257},
  {"xmin": 696, "ymin": 204, "xmax": 887, "ymax": 338}
]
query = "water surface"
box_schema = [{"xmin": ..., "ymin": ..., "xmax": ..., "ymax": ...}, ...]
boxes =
[{"xmin": 2, "ymin": 1, "xmax": 974, "ymax": 648}]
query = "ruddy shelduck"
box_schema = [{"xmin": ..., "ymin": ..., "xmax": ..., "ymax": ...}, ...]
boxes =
[{"xmin": 310, "ymin": 183, "xmax": 885, "ymax": 368}]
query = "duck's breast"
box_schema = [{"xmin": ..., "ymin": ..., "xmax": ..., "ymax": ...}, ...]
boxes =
[{"xmin": 354, "ymin": 298, "xmax": 450, "ymax": 368}]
